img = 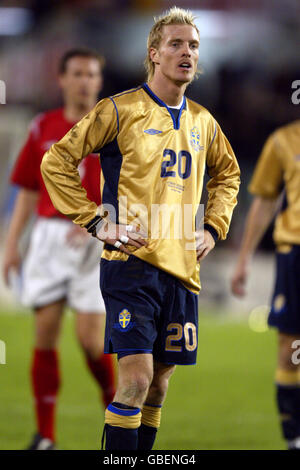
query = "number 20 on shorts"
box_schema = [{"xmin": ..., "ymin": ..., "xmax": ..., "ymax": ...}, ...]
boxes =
[{"xmin": 165, "ymin": 322, "xmax": 197, "ymax": 352}]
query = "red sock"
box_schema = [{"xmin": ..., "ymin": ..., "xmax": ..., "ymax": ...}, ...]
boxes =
[
  {"xmin": 31, "ymin": 349, "xmax": 60, "ymax": 442},
  {"xmin": 86, "ymin": 353, "xmax": 115, "ymax": 408}
]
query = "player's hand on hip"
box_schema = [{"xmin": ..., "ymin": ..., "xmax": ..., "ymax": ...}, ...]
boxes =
[
  {"xmin": 196, "ymin": 229, "xmax": 215, "ymax": 262},
  {"xmin": 231, "ymin": 262, "xmax": 248, "ymax": 298},
  {"xmin": 95, "ymin": 219, "xmax": 147, "ymax": 255},
  {"xmin": 2, "ymin": 244, "xmax": 22, "ymax": 286}
]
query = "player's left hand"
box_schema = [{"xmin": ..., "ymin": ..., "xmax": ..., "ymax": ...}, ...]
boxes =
[
  {"xmin": 95, "ymin": 218, "xmax": 148, "ymax": 255},
  {"xmin": 195, "ymin": 229, "xmax": 215, "ymax": 262},
  {"xmin": 66, "ymin": 224, "xmax": 89, "ymax": 248}
]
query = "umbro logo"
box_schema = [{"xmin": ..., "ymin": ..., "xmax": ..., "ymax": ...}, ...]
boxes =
[{"xmin": 144, "ymin": 129, "xmax": 162, "ymax": 135}]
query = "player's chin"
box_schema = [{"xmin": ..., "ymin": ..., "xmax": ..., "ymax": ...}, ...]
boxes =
[
  {"xmin": 174, "ymin": 71, "xmax": 195, "ymax": 85},
  {"xmin": 75, "ymin": 94, "xmax": 93, "ymax": 107}
]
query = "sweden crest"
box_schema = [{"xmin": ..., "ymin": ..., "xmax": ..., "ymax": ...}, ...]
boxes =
[
  {"xmin": 190, "ymin": 126, "xmax": 203, "ymax": 152},
  {"xmin": 119, "ymin": 309, "xmax": 131, "ymax": 329}
]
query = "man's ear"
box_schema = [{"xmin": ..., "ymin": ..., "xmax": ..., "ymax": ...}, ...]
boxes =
[{"xmin": 149, "ymin": 47, "xmax": 160, "ymax": 65}]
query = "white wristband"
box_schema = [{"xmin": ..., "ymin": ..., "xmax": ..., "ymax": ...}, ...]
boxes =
[
  {"xmin": 120, "ymin": 235, "xmax": 129, "ymax": 244},
  {"xmin": 114, "ymin": 241, "xmax": 122, "ymax": 249}
]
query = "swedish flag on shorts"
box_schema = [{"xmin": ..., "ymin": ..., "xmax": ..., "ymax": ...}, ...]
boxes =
[{"xmin": 119, "ymin": 309, "xmax": 131, "ymax": 329}]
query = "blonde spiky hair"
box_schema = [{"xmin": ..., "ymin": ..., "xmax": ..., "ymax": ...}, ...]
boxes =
[{"xmin": 145, "ymin": 6, "xmax": 200, "ymax": 81}]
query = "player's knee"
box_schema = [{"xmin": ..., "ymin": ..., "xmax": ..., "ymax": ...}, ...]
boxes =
[
  {"xmin": 149, "ymin": 377, "xmax": 170, "ymax": 402},
  {"xmin": 120, "ymin": 372, "xmax": 152, "ymax": 401},
  {"xmin": 34, "ymin": 304, "xmax": 63, "ymax": 349},
  {"xmin": 130, "ymin": 373, "xmax": 151, "ymax": 396}
]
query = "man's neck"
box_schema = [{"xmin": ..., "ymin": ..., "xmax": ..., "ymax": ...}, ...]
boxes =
[
  {"xmin": 147, "ymin": 75, "xmax": 187, "ymax": 107},
  {"xmin": 63, "ymin": 102, "xmax": 95, "ymax": 123}
]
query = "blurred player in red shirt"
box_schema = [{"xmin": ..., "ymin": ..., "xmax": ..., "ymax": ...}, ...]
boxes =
[{"xmin": 3, "ymin": 49, "xmax": 115, "ymax": 450}]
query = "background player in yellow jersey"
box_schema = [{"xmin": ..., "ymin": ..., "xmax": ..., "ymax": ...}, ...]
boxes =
[
  {"xmin": 231, "ymin": 121, "xmax": 300, "ymax": 450},
  {"xmin": 41, "ymin": 7, "xmax": 240, "ymax": 450}
]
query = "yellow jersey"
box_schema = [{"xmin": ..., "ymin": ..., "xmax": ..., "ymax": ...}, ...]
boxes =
[
  {"xmin": 248, "ymin": 120, "xmax": 300, "ymax": 247},
  {"xmin": 41, "ymin": 84, "xmax": 240, "ymax": 293}
]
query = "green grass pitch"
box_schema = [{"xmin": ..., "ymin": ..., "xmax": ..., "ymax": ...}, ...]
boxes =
[{"xmin": 0, "ymin": 309, "xmax": 285, "ymax": 450}]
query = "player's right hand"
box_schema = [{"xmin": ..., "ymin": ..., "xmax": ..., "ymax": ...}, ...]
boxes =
[
  {"xmin": 231, "ymin": 262, "xmax": 248, "ymax": 297},
  {"xmin": 2, "ymin": 246, "xmax": 22, "ymax": 286},
  {"xmin": 95, "ymin": 219, "xmax": 148, "ymax": 255}
]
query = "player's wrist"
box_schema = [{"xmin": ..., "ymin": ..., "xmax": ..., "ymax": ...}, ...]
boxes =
[
  {"xmin": 85, "ymin": 215, "xmax": 104, "ymax": 238},
  {"xmin": 203, "ymin": 223, "xmax": 219, "ymax": 243},
  {"xmin": 95, "ymin": 218, "xmax": 109, "ymax": 240},
  {"xmin": 237, "ymin": 254, "xmax": 251, "ymax": 269}
]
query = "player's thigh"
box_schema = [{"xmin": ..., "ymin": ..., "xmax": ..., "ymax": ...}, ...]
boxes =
[
  {"xmin": 68, "ymin": 237, "xmax": 104, "ymax": 313},
  {"xmin": 75, "ymin": 312, "xmax": 105, "ymax": 353},
  {"xmin": 34, "ymin": 299, "xmax": 65, "ymax": 349},
  {"xmin": 152, "ymin": 361, "xmax": 176, "ymax": 383},
  {"xmin": 75, "ymin": 312, "xmax": 106, "ymax": 336},
  {"xmin": 100, "ymin": 257, "xmax": 159, "ymax": 357}
]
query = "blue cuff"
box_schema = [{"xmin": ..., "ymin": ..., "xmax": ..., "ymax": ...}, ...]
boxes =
[
  {"xmin": 204, "ymin": 224, "xmax": 219, "ymax": 242},
  {"xmin": 144, "ymin": 403, "xmax": 162, "ymax": 408},
  {"xmin": 107, "ymin": 403, "xmax": 140, "ymax": 416}
]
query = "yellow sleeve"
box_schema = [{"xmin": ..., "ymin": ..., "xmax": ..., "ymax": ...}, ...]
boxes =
[
  {"xmin": 41, "ymin": 98, "xmax": 118, "ymax": 227},
  {"xmin": 248, "ymin": 133, "xmax": 283, "ymax": 199},
  {"xmin": 204, "ymin": 121, "xmax": 241, "ymax": 240}
]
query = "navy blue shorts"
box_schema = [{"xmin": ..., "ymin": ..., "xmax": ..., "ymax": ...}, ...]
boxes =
[
  {"xmin": 100, "ymin": 255, "xmax": 198, "ymax": 365},
  {"xmin": 268, "ymin": 245, "xmax": 300, "ymax": 334}
]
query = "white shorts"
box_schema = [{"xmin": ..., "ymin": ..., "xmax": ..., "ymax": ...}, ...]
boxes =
[{"xmin": 21, "ymin": 217, "xmax": 105, "ymax": 313}]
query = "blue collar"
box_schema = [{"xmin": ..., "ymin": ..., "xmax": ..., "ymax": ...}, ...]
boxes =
[{"xmin": 142, "ymin": 83, "xmax": 186, "ymax": 130}]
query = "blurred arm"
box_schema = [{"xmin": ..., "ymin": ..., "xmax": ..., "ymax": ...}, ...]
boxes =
[
  {"xmin": 231, "ymin": 130, "xmax": 283, "ymax": 297},
  {"xmin": 231, "ymin": 195, "xmax": 279, "ymax": 297},
  {"xmin": 3, "ymin": 188, "xmax": 38, "ymax": 285}
]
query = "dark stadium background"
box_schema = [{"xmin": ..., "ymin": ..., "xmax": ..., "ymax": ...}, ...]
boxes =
[{"xmin": 0, "ymin": 0, "xmax": 299, "ymax": 450}]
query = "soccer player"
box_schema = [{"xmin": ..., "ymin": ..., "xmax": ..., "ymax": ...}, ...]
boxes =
[
  {"xmin": 231, "ymin": 121, "xmax": 300, "ymax": 450},
  {"xmin": 41, "ymin": 8, "xmax": 240, "ymax": 450},
  {"xmin": 2, "ymin": 49, "xmax": 115, "ymax": 450}
]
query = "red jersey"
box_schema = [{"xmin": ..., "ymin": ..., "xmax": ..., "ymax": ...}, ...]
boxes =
[{"xmin": 11, "ymin": 108, "xmax": 101, "ymax": 219}]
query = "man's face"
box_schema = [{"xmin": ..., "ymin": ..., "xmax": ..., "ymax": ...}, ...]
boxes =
[
  {"xmin": 59, "ymin": 56, "xmax": 103, "ymax": 107},
  {"xmin": 150, "ymin": 24, "xmax": 199, "ymax": 85}
]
